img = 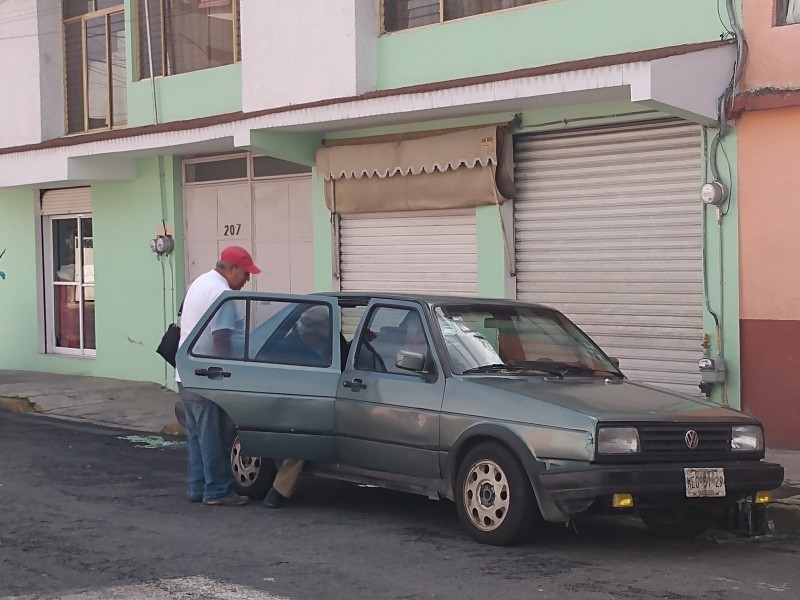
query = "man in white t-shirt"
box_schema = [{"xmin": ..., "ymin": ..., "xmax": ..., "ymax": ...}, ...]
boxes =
[{"xmin": 176, "ymin": 245, "xmax": 260, "ymax": 506}]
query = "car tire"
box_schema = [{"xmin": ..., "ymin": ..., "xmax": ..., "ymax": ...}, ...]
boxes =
[
  {"xmin": 229, "ymin": 434, "xmax": 277, "ymax": 500},
  {"xmin": 455, "ymin": 442, "xmax": 538, "ymax": 546},
  {"xmin": 639, "ymin": 507, "xmax": 712, "ymax": 539}
]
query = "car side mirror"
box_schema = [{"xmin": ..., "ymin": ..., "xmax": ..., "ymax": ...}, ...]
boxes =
[
  {"xmin": 396, "ymin": 350, "xmax": 426, "ymax": 373},
  {"xmin": 609, "ymin": 357, "xmax": 620, "ymax": 369}
]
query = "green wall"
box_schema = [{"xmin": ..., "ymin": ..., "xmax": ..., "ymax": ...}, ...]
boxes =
[
  {"xmin": 377, "ymin": 0, "xmax": 728, "ymax": 89},
  {"xmin": 0, "ymin": 158, "xmax": 183, "ymax": 387}
]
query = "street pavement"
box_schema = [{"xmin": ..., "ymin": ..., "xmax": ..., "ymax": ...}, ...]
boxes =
[
  {"xmin": 2, "ymin": 411, "xmax": 800, "ymax": 600},
  {"xmin": 1, "ymin": 368, "xmax": 799, "ymax": 539}
]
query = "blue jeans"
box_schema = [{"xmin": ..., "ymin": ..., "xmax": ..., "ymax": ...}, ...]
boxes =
[{"xmin": 178, "ymin": 384, "xmax": 234, "ymax": 501}]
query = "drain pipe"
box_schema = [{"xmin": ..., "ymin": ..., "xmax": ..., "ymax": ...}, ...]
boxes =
[{"xmin": 143, "ymin": 1, "xmax": 175, "ymax": 386}]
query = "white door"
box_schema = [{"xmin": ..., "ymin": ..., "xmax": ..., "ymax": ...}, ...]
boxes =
[
  {"xmin": 183, "ymin": 174, "xmax": 314, "ymax": 295},
  {"xmin": 339, "ymin": 209, "xmax": 478, "ymax": 296},
  {"xmin": 513, "ymin": 120, "xmax": 704, "ymax": 395},
  {"xmin": 184, "ymin": 183, "xmax": 254, "ymax": 290}
]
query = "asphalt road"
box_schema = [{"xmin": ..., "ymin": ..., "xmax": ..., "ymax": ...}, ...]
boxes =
[{"xmin": 1, "ymin": 412, "xmax": 798, "ymax": 600}]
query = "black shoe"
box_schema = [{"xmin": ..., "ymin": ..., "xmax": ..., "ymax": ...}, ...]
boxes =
[{"xmin": 262, "ymin": 487, "xmax": 284, "ymax": 509}]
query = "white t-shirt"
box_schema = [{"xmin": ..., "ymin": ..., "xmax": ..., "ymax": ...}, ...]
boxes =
[{"xmin": 175, "ymin": 269, "xmax": 244, "ymax": 382}]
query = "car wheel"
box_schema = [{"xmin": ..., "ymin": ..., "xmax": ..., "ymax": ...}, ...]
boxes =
[
  {"xmin": 455, "ymin": 442, "xmax": 538, "ymax": 546},
  {"xmin": 639, "ymin": 507, "xmax": 712, "ymax": 539},
  {"xmin": 229, "ymin": 434, "xmax": 277, "ymax": 500}
]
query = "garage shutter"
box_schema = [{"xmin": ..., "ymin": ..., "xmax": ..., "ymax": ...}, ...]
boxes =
[
  {"xmin": 339, "ymin": 210, "xmax": 478, "ymax": 296},
  {"xmin": 41, "ymin": 188, "xmax": 92, "ymax": 215},
  {"xmin": 514, "ymin": 120, "xmax": 704, "ymax": 395}
]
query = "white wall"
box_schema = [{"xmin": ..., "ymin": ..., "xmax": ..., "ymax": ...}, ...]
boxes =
[
  {"xmin": 241, "ymin": 0, "xmax": 379, "ymax": 113},
  {"xmin": 0, "ymin": 0, "xmax": 64, "ymax": 149}
]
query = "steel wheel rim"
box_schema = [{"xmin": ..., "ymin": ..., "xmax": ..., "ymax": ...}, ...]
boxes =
[
  {"xmin": 463, "ymin": 458, "xmax": 510, "ymax": 532},
  {"xmin": 230, "ymin": 436, "xmax": 261, "ymax": 488}
]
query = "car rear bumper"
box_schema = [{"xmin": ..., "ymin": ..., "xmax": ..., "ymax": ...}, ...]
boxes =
[{"xmin": 538, "ymin": 460, "xmax": 785, "ymax": 503}]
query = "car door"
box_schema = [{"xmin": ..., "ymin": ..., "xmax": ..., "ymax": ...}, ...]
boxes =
[
  {"xmin": 177, "ymin": 291, "xmax": 341, "ymax": 462},
  {"xmin": 336, "ymin": 300, "xmax": 445, "ymax": 479}
]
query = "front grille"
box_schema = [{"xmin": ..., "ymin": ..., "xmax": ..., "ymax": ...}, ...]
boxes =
[
  {"xmin": 639, "ymin": 424, "xmax": 732, "ymax": 458},
  {"xmin": 595, "ymin": 423, "xmax": 748, "ymax": 464}
]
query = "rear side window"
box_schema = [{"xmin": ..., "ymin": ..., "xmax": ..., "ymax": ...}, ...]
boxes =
[{"xmin": 190, "ymin": 298, "xmax": 334, "ymax": 368}]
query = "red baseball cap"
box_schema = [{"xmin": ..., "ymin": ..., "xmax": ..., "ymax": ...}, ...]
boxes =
[{"xmin": 220, "ymin": 246, "xmax": 262, "ymax": 274}]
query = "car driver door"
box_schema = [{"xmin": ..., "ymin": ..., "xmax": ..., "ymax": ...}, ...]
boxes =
[
  {"xmin": 336, "ymin": 300, "xmax": 446, "ymax": 480},
  {"xmin": 177, "ymin": 292, "xmax": 341, "ymax": 461}
]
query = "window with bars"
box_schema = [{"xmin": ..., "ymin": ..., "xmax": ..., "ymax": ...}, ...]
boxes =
[
  {"xmin": 383, "ymin": 0, "xmax": 539, "ymax": 32},
  {"xmin": 137, "ymin": 0, "xmax": 242, "ymax": 79},
  {"xmin": 63, "ymin": 1, "xmax": 127, "ymax": 134}
]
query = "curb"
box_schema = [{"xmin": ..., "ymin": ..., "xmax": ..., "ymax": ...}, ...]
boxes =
[
  {"xmin": 767, "ymin": 497, "xmax": 800, "ymax": 537},
  {"xmin": 0, "ymin": 396, "xmax": 38, "ymax": 414}
]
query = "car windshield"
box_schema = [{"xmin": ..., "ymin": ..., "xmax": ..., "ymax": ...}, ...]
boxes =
[{"xmin": 434, "ymin": 303, "xmax": 622, "ymax": 377}]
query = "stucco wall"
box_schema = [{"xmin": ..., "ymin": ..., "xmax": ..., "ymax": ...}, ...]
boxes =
[
  {"xmin": 742, "ymin": 0, "xmax": 800, "ymax": 90},
  {"xmin": 241, "ymin": 0, "xmax": 379, "ymax": 112},
  {"xmin": 738, "ymin": 108, "xmax": 800, "ymax": 322},
  {"xmin": 0, "ymin": 1, "xmax": 44, "ymax": 147}
]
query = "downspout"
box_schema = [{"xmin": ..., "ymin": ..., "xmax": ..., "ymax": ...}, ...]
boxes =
[
  {"xmin": 144, "ymin": 0, "xmax": 175, "ymax": 386},
  {"xmin": 702, "ymin": 0, "xmax": 746, "ymax": 404}
]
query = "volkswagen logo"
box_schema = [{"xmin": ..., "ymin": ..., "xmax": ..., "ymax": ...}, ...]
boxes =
[{"xmin": 685, "ymin": 430, "xmax": 700, "ymax": 449}]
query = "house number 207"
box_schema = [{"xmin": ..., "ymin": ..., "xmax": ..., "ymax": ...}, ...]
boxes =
[{"xmin": 223, "ymin": 224, "xmax": 242, "ymax": 236}]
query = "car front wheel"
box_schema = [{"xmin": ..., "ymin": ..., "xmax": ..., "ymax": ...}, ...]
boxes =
[
  {"xmin": 455, "ymin": 442, "xmax": 538, "ymax": 546},
  {"xmin": 639, "ymin": 506, "xmax": 712, "ymax": 539},
  {"xmin": 230, "ymin": 435, "xmax": 277, "ymax": 500}
]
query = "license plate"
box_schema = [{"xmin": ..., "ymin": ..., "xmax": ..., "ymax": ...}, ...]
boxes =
[{"xmin": 684, "ymin": 468, "xmax": 726, "ymax": 498}]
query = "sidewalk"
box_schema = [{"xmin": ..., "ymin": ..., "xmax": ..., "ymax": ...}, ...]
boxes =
[{"xmin": 1, "ymin": 369, "xmax": 798, "ymax": 536}]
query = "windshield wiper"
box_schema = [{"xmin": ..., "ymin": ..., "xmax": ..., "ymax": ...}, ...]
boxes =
[
  {"xmin": 543, "ymin": 363, "xmax": 623, "ymax": 378},
  {"xmin": 461, "ymin": 364, "xmax": 562, "ymax": 376}
]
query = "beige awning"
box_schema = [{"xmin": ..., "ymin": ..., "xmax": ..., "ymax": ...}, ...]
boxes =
[{"xmin": 317, "ymin": 125, "xmax": 514, "ymax": 214}]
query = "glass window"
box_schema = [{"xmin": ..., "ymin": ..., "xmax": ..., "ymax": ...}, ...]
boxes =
[
  {"xmin": 354, "ymin": 306, "xmax": 430, "ymax": 374},
  {"xmin": 184, "ymin": 157, "xmax": 248, "ymax": 183},
  {"xmin": 778, "ymin": 0, "xmax": 800, "ymax": 25},
  {"xmin": 252, "ymin": 156, "xmax": 312, "ymax": 178},
  {"xmin": 138, "ymin": 0, "xmax": 242, "ymax": 79},
  {"xmin": 49, "ymin": 216, "xmax": 95, "ymax": 353},
  {"xmin": 190, "ymin": 299, "xmax": 334, "ymax": 368},
  {"xmin": 63, "ymin": 1, "xmax": 126, "ymax": 133},
  {"xmin": 384, "ymin": 0, "xmax": 538, "ymax": 31}
]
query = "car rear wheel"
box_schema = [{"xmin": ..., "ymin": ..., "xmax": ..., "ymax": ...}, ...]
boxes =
[
  {"xmin": 230, "ymin": 435, "xmax": 277, "ymax": 500},
  {"xmin": 639, "ymin": 506, "xmax": 712, "ymax": 539},
  {"xmin": 455, "ymin": 442, "xmax": 538, "ymax": 546}
]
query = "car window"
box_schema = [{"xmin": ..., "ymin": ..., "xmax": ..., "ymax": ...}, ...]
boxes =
[
  {"xmin": 251, "ymin": 302, "xmax": 334, "ymax": 368},
  {"xmin": 190, "ymin": 298, "xmax": 336, "ymax": 369},
  {"xmin": 354, "ymin": 306, "xmax": 431, "ymax": 375}
]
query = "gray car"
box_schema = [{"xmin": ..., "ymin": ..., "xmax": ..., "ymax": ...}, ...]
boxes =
[{"xmin": 176, "ymin": 292, "xmax": 784, "ymax": 546}]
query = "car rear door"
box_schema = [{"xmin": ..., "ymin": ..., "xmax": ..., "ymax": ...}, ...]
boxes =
[{"xmin": 177, "ymin": 292, "xmax": 341, "ymax": 461}]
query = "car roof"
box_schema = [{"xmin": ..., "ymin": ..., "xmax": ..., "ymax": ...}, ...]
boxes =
[{"xmin": 318, "ymin": 291, "xmax": 554, "ymax": 311}]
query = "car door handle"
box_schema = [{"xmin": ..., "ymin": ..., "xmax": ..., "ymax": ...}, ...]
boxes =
[
  {"xmin": 195, "ymin": 366, "xmax": 231, "ymax": 380},
  {"xmin": 343, "ymin": 378, "xmax": 366, "ymax": 392}
]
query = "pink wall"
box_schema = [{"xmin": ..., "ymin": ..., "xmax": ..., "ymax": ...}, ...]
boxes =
[
  {"xmin": 742, "ymin": 0, "xmax": 800, "ymax": 90},
  {"xmin": 738, "ymin": 108, "xmax": 800, "ymax": 321}
]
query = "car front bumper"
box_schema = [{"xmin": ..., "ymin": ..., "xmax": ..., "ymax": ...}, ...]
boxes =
[{"xmin": 538, "ymin": 460, "xmax": 785, "ymax": 504}]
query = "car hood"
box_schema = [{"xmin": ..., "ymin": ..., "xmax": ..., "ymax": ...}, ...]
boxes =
[{"xmin": 468, "ymin": 376, "xmax": 757, "ymax": 423}]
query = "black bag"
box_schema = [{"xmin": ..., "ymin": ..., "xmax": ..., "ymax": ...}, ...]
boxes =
[{"xmin": 156, "ymin": 302, "xmax": 183, "ymax": 367}]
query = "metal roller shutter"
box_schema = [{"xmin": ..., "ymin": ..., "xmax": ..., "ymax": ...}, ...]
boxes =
[
  {"xmin": 514, "ymin": 120, "xmax": 704, "ymax": 395},
  {"xmin": 339, "ymin": 210, "xmax": 478, "ymax": 296},
  {"xmin": 41, "ymin": 188, "xmax": 92, "ymax": 215}
]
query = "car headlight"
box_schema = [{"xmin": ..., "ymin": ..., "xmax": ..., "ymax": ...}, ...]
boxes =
[
  {"xmin": 731, "ymin": 425, "xmax": 764, "ymax": 451},
  {"xmin": 597, "ymin": 427, "xmax": 640, "ymax": 454}
]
